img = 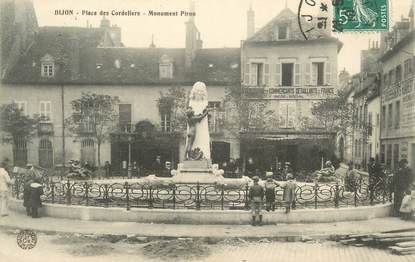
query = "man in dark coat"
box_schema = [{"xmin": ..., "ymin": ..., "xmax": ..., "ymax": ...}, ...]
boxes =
[
  {"xmin": 245, "ymin": 157, "xmax": 256, "ymax": 178},
  {"xmin": 152, "ymin": 155, "xmax": 163, "ymax": 177},
  {"xmin": 393, "ymin": 159, "xmax": 414, "ymax": 216},
  {"xmin": 23, "ymin": 178, "xmax": 33, "ymax": 216},
  {"xmin": 29, "ymin": 178, "xmax": 44, "ymax": 218},
  {"xmin": 249, "ymin": 176, "xmax": 264, "ymax": 226}
]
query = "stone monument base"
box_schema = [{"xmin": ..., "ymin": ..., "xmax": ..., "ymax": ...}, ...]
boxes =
[{"xmin": 171, "ymin": 159, "xmax": 224, "ymax": 184}]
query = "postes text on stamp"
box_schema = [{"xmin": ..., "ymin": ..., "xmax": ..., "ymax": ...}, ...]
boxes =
[{"xmin": 333, "ymin": 0, "xmax": 389, "ymax": 32}]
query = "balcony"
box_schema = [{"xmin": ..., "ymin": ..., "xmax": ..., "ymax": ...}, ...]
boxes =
[{"xmin": 38, "ymin": 122, "xmax": 54, "ymax": 135}]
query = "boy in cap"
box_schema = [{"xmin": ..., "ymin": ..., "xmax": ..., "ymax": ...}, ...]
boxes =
[
  {"xmin": 249, "ymin": 176, "xmax": 264, "ymax": 226},
  {"xmin": 282, "ymin": 173, "xmax": 297, "ymax": 213},
  {"xmin": 264, "ymin": 172, "xmax": 279, "ymax": 211}
]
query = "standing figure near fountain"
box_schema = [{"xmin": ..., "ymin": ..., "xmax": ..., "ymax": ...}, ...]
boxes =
[{"xmin": 185, "ymin": 82, "xmax": 210, "ymax": 160}]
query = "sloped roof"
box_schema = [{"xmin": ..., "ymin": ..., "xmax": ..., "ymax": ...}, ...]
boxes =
[
  {"xmin": 3, "ymin": 26, "xmax": 241, "ymax": 86},
  {"xmin": 246, "ymin": 8, "xmax": 342, "ymax": 51}
]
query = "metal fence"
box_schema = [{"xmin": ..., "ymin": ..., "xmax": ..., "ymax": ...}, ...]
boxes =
[{"xmin": 11, "ymin": 176, "xmax": 392, "ymax": 211}]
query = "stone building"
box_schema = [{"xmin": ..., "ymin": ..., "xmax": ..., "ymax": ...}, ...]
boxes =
[
  {"xmin": 240, "ymin": 8, "xmax": 342, "ymax": 172},
  {"xmin": 0, "ymin": 0, "xmax": 240, "ymax": 171},
  {"xmin": 379, "ymin": 11, "xmax": 415, "ymax": 171}
]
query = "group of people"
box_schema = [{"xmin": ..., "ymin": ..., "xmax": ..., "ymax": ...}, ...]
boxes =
[
  {"xmin": 0, "ymin": 163, "xmax": 44, "ymax": 218},
  {"xmin": 248, "ymin": 172, "xmax": 297, "ymax": 226},
  {"xmin": 392, "ymin": 159, "xmax": 414, "ymax": 219}
]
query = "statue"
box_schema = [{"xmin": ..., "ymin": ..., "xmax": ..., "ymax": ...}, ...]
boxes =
[{"xmin": 185, "ymin": 82, "xmax": 211, "ymax": 160}]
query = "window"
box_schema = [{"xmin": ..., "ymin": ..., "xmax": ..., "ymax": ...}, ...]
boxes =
[
  {"xmin": 119, "ymin": 104, "xmax": 132, "ymax": 132},
  {"xmin": 159, "ymin": 54, "xmax": 174, "ymax": 79},
  {"xmin": 368, "ymin": 112, "xmax": 373, "ymax": 136},
  {"xmin": 279, "ymin": 102, "xmax": 296, "ymax": 128},
  {"xmin": 281, "ymin": 63, "xmax": 293, "ymax": 86},
  {"xmin": 388, "ymin": 69, "xmax": 394, "ymax": 85},
  {"xmin": 376, "ymin": 113, "xmax": 380, "ymax": 127},
  {"xmin": 354, "ymin": 139, "xmax": 358, "ymax": 157},
  {"xmin": 277, "ymin": 25, "xmax": 289, "ymax": 40},
  {"xmin": 380, "ymin": 144, "xmax": 385, "ymax": 163},
  {"xmin": 39, "ymin": 101, "xmax": 52, "ymax": 121},
  {"xmin": 40, "ymin": 54, "xmax": 55, "ymax": 78},
  {"xmin": 404, "ymin": 58, "xmax": 413, "ymax": 79},
  {"xmin": 383, "ymin": 74, "xmax": 388, "ymax": 87},
  {"xmin": 393, "ymin": 144, "xmax": 399, "ymax": 170},
  {"xmin": 395, "ymin": 100, "xmax": 400, "ymax": 129},
  {"xmin": 250, "ymin": 63, "xmax": 264, "ymax": 86},
  {"xmin": 312, "ymin": 62, "xmax": 324, "ymax": 86},
  {"xmin": 381, "ymin": 106, "xmax": 386, "ymax": 130},
  {"xmin": 15, "ymin": 101, "xmax": 27, "ymax": 115},
  {"xmin": 387, "ymin": 103, "xmax": 393, "ymax": 129},
  {"xmin": 395, "ymin": 65, "xmax": 402, "ymax": 83},
  {"xmin": 159, "ymin": 63, "xmax": 173, "ymax": 79},
  {"xmin": 386, "ymin": 144, "xmax": 392, "ymax": 168},
  {"xmin": 161, "ymin": 113, "xmax": 171, "ymax": 132},
  {"xmin": 368, "ymin": 143, "xmax": 372, "ymax": 159},
  {"xmin": 41, "ymin": 63, "xmax": 54, "ymax": 77},
  {"xmin": 208, "ymin": 101, "xmax": 221, "ymax": 133}
]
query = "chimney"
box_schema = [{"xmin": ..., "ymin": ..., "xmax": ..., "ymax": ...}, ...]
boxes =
[
  {"xmin": 185, "ymin": 1, "xmax": 201, "ymax": 70},
  {"xmin": 247, "ymin": 4, "xmax": 255, "ymax": 39},
  {"xmin": 69, "ymin": 34, "xmax": 80, "ymax": 80}
]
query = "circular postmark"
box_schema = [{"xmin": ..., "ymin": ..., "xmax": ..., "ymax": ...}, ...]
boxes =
[{"xmin": 16, "ymin": 229, "xmax": 37, "ymax": 250}]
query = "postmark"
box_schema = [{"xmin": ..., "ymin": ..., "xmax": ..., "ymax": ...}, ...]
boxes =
[
  {"xmin": 332, "ymin": 0, "xmax": 389, "ymax": 32},
  {"xmin": 16, "ymin": 229, "xmax": 37, "ymax": 250}
]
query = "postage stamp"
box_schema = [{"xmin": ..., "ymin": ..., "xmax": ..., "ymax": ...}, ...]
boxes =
[{"xmin": 332, "ymin": 0, "xmax": 389, "ymax": 32}]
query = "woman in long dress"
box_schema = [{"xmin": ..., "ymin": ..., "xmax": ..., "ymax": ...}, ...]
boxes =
[{"xmin": 353, "ymin": 0, "xmax": 377, "ymax": 28}]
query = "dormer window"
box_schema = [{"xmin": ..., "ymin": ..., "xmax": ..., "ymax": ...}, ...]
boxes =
[
  {"xmin": 40, "ymin": 54, "xmax": 55, "ymax": 78},
  {"xmin": 159, "ymin": 54, "xmax": 174, "ymax": 79},
  {"xmin": 274, "ymin": 24, "xmax": 289, "ymax": 40}
]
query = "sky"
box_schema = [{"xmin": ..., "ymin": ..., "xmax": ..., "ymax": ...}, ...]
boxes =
[{"xmin": 32, "ymin": 0, "xmax": 413, "ymax": 75}]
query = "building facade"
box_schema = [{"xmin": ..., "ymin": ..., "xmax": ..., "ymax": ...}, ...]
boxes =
[
  {"xmin": 379, "ymin": 13, "xmax": 415, "ymax": 171},
  {"xmin": 240, "ymin": 8, "xmax": 342, "ymax": 172},
  {"xmin": 0, "ymin": 0, "xmax": 240, "ymax": 171}
]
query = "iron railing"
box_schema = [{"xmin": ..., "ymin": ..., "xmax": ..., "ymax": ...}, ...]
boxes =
[{"xmin": 12, "ymin": 176, "xmax": 392, "ymax": 211}]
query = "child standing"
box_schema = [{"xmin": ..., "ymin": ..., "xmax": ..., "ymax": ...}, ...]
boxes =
[
  {"xmin": 264, "ymin": 172, "xmax": 278, "ymax": 211},
  {"xmin": 282, "ymin": 173, "xmax": 297, "ymax": 214},
  {"xmin": 400, "ymin": 190, "xmax": 414, "ymax": 220}
]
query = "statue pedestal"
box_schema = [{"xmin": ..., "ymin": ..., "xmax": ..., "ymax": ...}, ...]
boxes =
[{"xmin": 171, "ymin": 159, "xmax": 224, "ymax": 184}]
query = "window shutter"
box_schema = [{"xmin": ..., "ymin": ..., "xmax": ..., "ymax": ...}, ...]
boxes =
[
  {"xmin": 244, "ymin": 63, "xmax": 250, "ymax": 85},
  {"xmin": 305, "ymin": 63, "xmax": 311, "ymax": 85},
  {"xmin": 311, "ymin": 63, "xmax": 317, "ymax": 86},
  {"xmin": 264, "ymin": 63, "xmax": 270, "ymax": 86},
  {"xmin": 275, "ymin": 63, "xmax": 281, "ymax": 86},
  {"xmin": 294, "ymin": 63, "xmax": 301, "ymax": 86},
  {"xmin": 40, "ymin": 102, "xmax": 45, "ymax": 116},
  {"xmin": 250, "ymin": 64, "xmax": 257, "ymax": 86},
  {"xmin": 325, "ymin": 61, "xmax": 331, "ymax": 85},
  {"xmin": 279, "ymin": 102, "xmax": 287, "ymax": 128},
  {"xmin": 287, "ymin": 102, "xmax": 296, "ymax": 128}
]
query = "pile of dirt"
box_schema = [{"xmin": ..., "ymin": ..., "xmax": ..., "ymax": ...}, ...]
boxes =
[
  {"xmin": 68, "ymin": 244, "xmax": 115, "ymax": 257},
  {"xmin": 218, "ymin": 237, "xmax": 248, "ymax": 246},
  {"xmin": 142, "ymin": 238, "xmax": 210, "ymax": 261}
]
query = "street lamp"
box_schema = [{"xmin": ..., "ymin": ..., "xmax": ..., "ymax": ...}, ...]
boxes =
[{"xmin": 127, "ymin": 129, "xmax": 132, "ymax": 179}]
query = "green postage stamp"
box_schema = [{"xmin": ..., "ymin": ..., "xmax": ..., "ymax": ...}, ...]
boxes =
[{"xmin": 333, "ymin": 0, "xmax": 389, "ymax": 32}]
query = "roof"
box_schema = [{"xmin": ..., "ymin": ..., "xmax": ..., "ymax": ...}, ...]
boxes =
[
  {"xmin": 380, "ymin": 30, "xmax": 414, "ymax": 62},
  {"xmin": 3, "ymin": 26, "xmax": 241, "ymax": 86},
  {"xmin": 245, "ymin": 8, "xmax": 343, "ymax": 51}
]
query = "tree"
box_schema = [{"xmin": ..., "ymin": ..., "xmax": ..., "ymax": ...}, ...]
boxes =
[
  {"xmin": 0, "ymin": 103, "xmax": 40, "ymax": 165},
  {"xmin": 157, "ymin": 86, "xmax": 188, "ymax": 132},
  {"xmin": 222, "ymin": 86, "xmax": 275, "ymax": 133},
  {"xmin": 65, "ymin": 92, "xmax": 119, "ymax": 168}
]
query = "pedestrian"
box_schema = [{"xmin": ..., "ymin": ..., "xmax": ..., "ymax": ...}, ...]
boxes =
[
  {"xmin": 399, "ymin": 189, "xmax": 414, "ymax": 220},
  {"xmin": 0, "ymin": 165, "xmax": 13, "ymax": 216},
  {"xmin": 264, "ymin": 172, "xmax": 278, "ymax": 211},
  {"xmin": 283, "ymin": 162, "xmax": 294, "ymax": 180},
  {"xmin": 29, "ymin": 177, "xmax": 44, "ymax": 218},
  {"xmin": 393, "ymin": 159, "xmax": 414, "ymax": 216},
  {"xmin": 249, "ymin": 176, "xmax": 264, "ymax": 226},
  {"xmin": 104, "ymin": 161, "xmax": 111, "ymax": 178},
  {"xmin": 345, "ymin": 161, "xmax": 358, "ymax": 192},
  {"xmin": 152, "ymin": 155, "xmax": 163, "ymax": 176},
  {"xmin": 246, "ymin": 157, "xmax": 256, "ymax": 178},
  {"xmin": 23, "ymin": 178, "xmax": 33, "ymax": 216},
  {"xmin": 282, "ymin": 173, "xmax": 297, "ymax": 214}
]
